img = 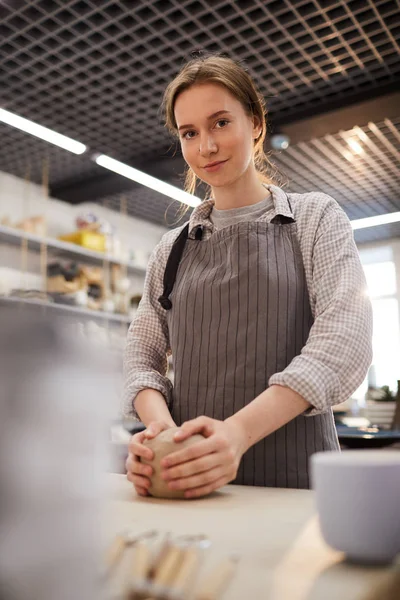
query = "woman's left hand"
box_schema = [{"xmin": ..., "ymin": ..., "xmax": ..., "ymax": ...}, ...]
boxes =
[{"xmin": 160, "ymin": 417, "xmax": 248, "ymax": 498}]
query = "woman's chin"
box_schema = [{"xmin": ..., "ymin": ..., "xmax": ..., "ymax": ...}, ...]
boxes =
[{"xmin": 200, "ymin": 173, "xmax": 236, "ymax": 188}]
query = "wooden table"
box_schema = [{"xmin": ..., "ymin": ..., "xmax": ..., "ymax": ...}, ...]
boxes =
[{"xmin": 105, "ymin": 475, "xmax": 400, "ymax": 600}]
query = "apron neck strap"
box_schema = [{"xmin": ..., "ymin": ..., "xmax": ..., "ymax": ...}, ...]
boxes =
[{"xmin": 158, "ymin": 224, "xmax": 191, "ymax": 310}]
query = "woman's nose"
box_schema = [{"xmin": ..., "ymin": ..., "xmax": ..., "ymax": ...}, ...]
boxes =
[{"xmin": 198, "ymin": 134, "xmax": 217, "ymax": 156}]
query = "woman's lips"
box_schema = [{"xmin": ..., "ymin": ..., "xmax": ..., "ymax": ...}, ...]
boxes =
[{"xmin": 203, "ymin": 160, "xmax": 228, "ymax": 172}]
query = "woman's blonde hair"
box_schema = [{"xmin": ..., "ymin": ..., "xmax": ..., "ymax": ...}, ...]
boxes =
[{"xmin": 162, "ymin": 53, "xmax": 277, "ymax": 206}]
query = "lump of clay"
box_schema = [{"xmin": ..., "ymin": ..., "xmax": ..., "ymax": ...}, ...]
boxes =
[{"xmin": 141, "ymin": 426, "xmax": 205, "ymax": 499}]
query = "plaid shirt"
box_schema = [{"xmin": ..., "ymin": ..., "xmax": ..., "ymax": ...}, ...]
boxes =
[{"xmin": 123, "ymin": 184, "xmax": 373, "ymax": 419}]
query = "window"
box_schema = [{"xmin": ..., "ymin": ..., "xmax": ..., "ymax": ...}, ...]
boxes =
[{"xmin": 352, "ymin": 245, "xmax": 400, "ymax": 403}]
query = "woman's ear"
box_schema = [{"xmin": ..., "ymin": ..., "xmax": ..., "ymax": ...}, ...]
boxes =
[{"xmin": 252, "ymin": 115, "xmax": 262, "ymax": 140}]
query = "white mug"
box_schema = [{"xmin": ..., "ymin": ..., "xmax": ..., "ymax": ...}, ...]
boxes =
[{"xmin": 311, "ymin": 450, "xmax": 400, "ymax": 564}]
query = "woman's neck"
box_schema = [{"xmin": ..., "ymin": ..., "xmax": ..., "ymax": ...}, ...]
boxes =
[{"xmin": 211, "ymin": 168, "xmax": 269, "ymax": 210}]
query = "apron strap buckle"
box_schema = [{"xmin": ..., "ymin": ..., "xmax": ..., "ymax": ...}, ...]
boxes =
[{"xmin": 158, "ymin": 295, "xmax": 173, "ymax": 310}]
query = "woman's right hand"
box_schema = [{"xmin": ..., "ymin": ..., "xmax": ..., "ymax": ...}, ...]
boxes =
[{"xmin": 126, "ymin": 421, "xmax": 172, "ymax": 496}]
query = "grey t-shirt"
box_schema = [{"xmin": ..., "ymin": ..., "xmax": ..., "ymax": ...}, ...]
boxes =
[{"xmin": 209, "ymin": 193, "xmax": 273, "ymax": 230}]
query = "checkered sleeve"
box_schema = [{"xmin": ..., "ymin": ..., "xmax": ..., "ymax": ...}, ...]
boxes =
[
  {"xmin": 122, "ymin": 233, "xmax": 176, "ymax": 419},
  {"xmin": 269, "ymin": 196, "xmax": 373, "ymax": 415}
]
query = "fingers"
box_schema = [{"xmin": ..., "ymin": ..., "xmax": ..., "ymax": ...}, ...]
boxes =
[
  {"xmin": 166, "ymin": 466, "xmax": 231, "ymax": 493},
  {"xmin": 185, "ymin": 475, "xmax": 229, "ymax": 499},
  {"xmin": 161, "ymin": 434, "xmax": 228, "ymax": 468},
  {"xmin": 126, "ymin": 453, "xmax": 153, "ymax": 477},
  {"xmin": 128, "ymin": 421, "xmax": 171, "ymax": 461},
  {"xmin": 144, "ymin": 421, "xmax": 169, "ymax": 440},
  {"xmin": 126, "ymin": 469, "xmax": 149, "ymax": 489},
  {"xmin": 162, "ymin": 452, "xmax": 230, "ymax": 481},
  {"xmin": 126, "ymin": 420, "xmax": 173, "ymax": 499},
  {"xmin": 126, "ymin": 457, "xmax": 151, "ymax": 497},
  {"xmin": 174, "ymin": 417, "xmax": 214, "ymax": 442},
  {"xmin": 128, "ymin": 432, "xmax": 154, "ymax": 461},
  {"xmin": 127, "ymin": 470, "xmax": 149, "ymax": 497}
]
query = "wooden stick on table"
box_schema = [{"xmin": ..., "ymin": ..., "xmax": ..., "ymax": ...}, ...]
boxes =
[
  {"xmin": 142, "ymin": 544, "xmax": 185, "ymax": 600},
  {"xmin": 170, "ymin": 546, "xmax": 200, "ymax": 593},
  {"xmin": 106, "ymin": 530, "xmax": 157, "ymax": 574},
  {"xmin": 106, "ymin": 534, "xmax": 127, "ymax": 571},
  {"xmin": 152, "ymin": 544, "xmax": 184, "ymax": 585},
  {"xmin": 127, "ymin": 541, "xmax": 154, "ymax": 600}
]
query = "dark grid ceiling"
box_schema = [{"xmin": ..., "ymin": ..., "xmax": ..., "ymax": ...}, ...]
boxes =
[{"xmin": 1, "ymin": 0, "xmax": 400, "ymax": 244}]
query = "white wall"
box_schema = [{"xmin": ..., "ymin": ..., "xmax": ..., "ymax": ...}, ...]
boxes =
[
  {"xmin": 0, "ymin": 170, "xmax": 167, "ymax": 249},
  {"xmin": 0, "ymin": 170, "xmax": 168, "ymax": 293},
  {"xmin": 0, "ymin": 171, "xmax": 76, "ymax": 236},
  {"xmin": 358, "ymin": 238, "xmax": 400, "ymax": 317}
]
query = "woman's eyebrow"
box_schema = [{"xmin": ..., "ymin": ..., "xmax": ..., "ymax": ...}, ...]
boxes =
[{"xmin": 178, "ymin": 110, "xmax": 232, "ymax": 131}]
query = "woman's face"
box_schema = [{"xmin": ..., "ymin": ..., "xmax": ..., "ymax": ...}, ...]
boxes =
[{"xmin": 174, "ymin": 83, "xmax": 261, "ymax": 189}]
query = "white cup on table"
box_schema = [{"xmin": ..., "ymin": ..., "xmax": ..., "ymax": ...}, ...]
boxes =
[{"xmin": 311, "ymin": 450, "xmax": 400, "ymax": 564}]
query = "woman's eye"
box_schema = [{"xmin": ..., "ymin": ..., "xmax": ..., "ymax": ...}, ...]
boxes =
[
  {"xmin": 215, "ymin": 119, "xmax": 229, "ymax": 128},
  {"xmin": 183, "ymin": 130, "xmax": 196, "ymax": 140}
]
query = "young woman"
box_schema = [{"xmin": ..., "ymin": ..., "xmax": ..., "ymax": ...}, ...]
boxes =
[{"xmin": 123, "ymin": 55, "xmax": 372, "ymax": 498}]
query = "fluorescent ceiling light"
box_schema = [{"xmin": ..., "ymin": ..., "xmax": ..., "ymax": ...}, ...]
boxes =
[
  {"xmin": 0, "ymin": 108, "xmax": 86, "ymax": 155},
  {"xmin": 351, "ymin": 212, "xmax": 400, "ymax": 230},
  {"xmin": 347, "ymin": 139, "xmax": 364, "ymax": 155},
  {"xmin": 95, "ymin": 154, "xmax": 201, "ymax": 208},
  {"xmin": 343, "ymin": 149, "xmax": 355, "ymax": 162}
]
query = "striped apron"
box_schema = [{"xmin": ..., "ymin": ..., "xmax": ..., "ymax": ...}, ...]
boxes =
[{"xmin": 158, "ymin": 194, "xmax": 339, "ymax": 489}]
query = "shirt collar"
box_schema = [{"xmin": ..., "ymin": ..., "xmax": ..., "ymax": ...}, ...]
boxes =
[{"xmin": 188, "ymin": 184, "xmax": 294, "ymax": 238}]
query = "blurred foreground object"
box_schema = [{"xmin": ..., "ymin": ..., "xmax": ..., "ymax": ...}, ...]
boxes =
[
  {"xmin": 0, "ymin": 308, "xmax": 115, "ymax": 600},
  {"xmin": 312, "ymin": 450, "xmax": 400, "ymax": 564}
]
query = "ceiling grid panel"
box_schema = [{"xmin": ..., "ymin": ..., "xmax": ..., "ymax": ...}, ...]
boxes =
[
  {"xmin": 352, "ymin": 125, "xmax": 400, "ymax": 179},
  {"xmin": 0, "ymin": 0, "xmax": 399, "ymax": 243},
  {"xmin": 324, "ymin": 134, "xmax": 400, "ymax": 214},
  {"xmin": 282, "ymin": 144, "xmax": 371, "ymax": 210},
  {"xmin": 337, "ymin": 130, "xmax": 400, "ymax": 203}
]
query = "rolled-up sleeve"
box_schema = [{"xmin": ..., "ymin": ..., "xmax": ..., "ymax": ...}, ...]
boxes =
[
  {"xmin": 269, "ymin": 199, "xmax": 373, "ymax": 415},
  {"xmin": 122, "ymin": 240, "xmax": 173, "ymax": 419}
]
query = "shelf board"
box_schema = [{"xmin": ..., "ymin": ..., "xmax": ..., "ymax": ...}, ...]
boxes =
[
  {"xmin": 0, "ymin": 295, "xmax": 132, "ymax": 324},
  {"xmin": 0, "ymin": 223, "xmax": 147, "ymax": 275}
]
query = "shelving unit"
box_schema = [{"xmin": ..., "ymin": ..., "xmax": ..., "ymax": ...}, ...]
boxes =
[
  {"xmin": 0, "ymin": 223, "xmax": 147, "ymax": 275},
  {"xmin": 0, "ymin": 295, "xmax": 133, "ymax": 324}
]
